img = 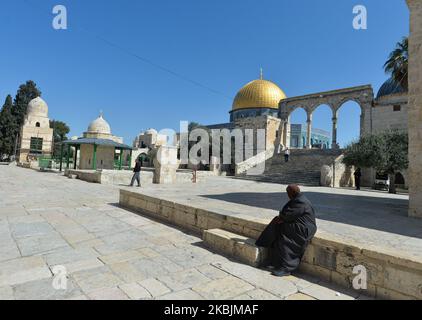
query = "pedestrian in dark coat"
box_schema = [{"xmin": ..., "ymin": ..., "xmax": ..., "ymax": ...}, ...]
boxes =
[
  {"xmin": 130, "ymin": 158, "xmax": 142, "ymax": 187},
  {"xmin": 256, "ymin": 185, "xmax": 317, "ymax": 277},
  {"xmin": 354, "ymin": 168, "xmax": 362, "ymax": 190}
]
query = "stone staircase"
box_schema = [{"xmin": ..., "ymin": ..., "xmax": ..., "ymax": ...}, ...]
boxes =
[{"xmin": 237, "ymin": 149, "xmax": 343, "ymax": 186}]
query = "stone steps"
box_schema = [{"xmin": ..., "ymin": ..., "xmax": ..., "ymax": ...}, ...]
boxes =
[
  {"xmin": 236, "ymin": 149, "xmax": 344, "ymax": 186},
  {"xmin": 203, "ymin": 229, "xmax": 268, "ymax": 268}
]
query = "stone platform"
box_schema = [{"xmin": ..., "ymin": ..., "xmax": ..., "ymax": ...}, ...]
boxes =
[
  {"xmin": 65, "ymin": 168, "xmax": 217, "ymax": 186},
  {"xmin": 1, "ymin": 165, "xmax": 371, "ymax": 300},
  {"xmin": 119, "ymin": 176, "xmax": 422, "ymax": 300}
]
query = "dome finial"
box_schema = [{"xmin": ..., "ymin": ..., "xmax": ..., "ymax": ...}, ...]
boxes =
[
  {"xmin": 260, "ymin": 68, "xmax": 263, "ymax": 80},
  {"xmin": 99, "ymin": 110, "xmax": 103, "ymax": 118}
]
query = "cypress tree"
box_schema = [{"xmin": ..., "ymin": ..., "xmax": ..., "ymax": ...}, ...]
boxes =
[{"xmin": 0, "ymin": 95, "xmax": 17, "ymax": 159}]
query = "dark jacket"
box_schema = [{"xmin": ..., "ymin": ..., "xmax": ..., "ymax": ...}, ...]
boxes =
[
  {"xmin": 133, "ymin": 161, "xmax": 142, "ymax": 173},
  {"xmin": 256, "ymin": 193, "xmax": 317, "ymax": 271},
  {"xmin": 279, "ymin": 193, "xmax": 317, "ymax": 242}
]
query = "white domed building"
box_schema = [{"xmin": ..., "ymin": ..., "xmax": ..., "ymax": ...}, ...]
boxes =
[
  {"xmin": 133, "ymin": 128, "xmax": 168, "ymax": 149},
  {"xmin": 18, "ymin": 97, "xmax": 54, "ymax": 163},
  {"xmin": 60, "ymin": 113, "xmax": 132, "ymax": 171}
]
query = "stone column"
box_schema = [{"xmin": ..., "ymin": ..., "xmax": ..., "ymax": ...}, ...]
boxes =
[
  {"xmin": 282, "ymin": 117, "xmax": 290, "ymax": 148},
  {"xmin": 306, "ymin": 113, "xmax": 312, "ymax": 149},
  {"xmin": 360, "ymin": 113, "xmax": 365, "ymax": 137},
  {"xmin": 332, "ymin": 116, "xmax": 339, "ymax": 149},
  {"xmin": 153, "ymin": 146, "xmax": 179, "ymax": 184},
  {"xmin": 407, "ymin": 0, "xmax": 422, "ymax": 218}
]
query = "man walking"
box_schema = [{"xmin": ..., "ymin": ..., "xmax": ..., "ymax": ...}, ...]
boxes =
[
  {"xmin": 130, "ymin": 158, "xmax": 142, "ymax": 187},
  {"xmin": 284, "ymin": 147, "xmax": 290, "ymax": 163}
]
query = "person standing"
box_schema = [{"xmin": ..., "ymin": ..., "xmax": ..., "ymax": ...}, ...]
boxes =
[
  {"xmin": 354, "ymin": 168, "xmax": 362, "ymax": 190},
  {"xmin": 284, "ymin": 147, "xmax": 290, "ymax": 163},
  {"xmin": 130, "ymin": 158, "xmax": 142, "ymax": 187}
]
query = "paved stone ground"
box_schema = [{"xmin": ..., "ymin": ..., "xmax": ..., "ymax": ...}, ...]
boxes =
[
  {"xmin": 120, "ymin": 175, "xmax": 421, "ymax": 262},
  {"xmin": 0, "ymin": 166, "xmax": 369, "ymax": 300}
]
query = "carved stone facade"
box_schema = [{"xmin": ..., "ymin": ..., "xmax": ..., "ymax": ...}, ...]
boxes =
[{"xmin": 407, "ymin": 0, "xmax": 422, "ymax": 218}]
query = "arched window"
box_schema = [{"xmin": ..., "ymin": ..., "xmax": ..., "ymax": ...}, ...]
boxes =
[{"xmin": 36, "ymin": 122, "xmax": 41, "ymax": 128}]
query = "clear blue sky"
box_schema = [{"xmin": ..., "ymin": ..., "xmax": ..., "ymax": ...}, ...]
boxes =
[{"xmin": 0, "ymin": 0, "xmax": 409, "ymax": 147}]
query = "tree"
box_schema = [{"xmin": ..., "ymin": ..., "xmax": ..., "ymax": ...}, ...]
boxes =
[
  {"xmin": 384, "ymin": 37, "xmax": 408, "ymax": 91},
  {"xmin": 343, "ymin": 131, "xmax": 408, "ymax": 194},
  {"xmin": 0, "ymin": 95, "xmax": 17, "ymax": 159},
  {"xmin": 188, "ymin": 122, "xmax": 202, "ymax": 132},
  {"xmin": 50, "ymin": 120, "xmax": 70, "ymax": 157},
  {"xmin": 12, "ymin": 80, "xmax": 42, "ymax": 128}
]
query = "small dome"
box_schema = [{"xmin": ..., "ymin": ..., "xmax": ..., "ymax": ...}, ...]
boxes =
[
  {"xmin": 232, "ymin": 79, "xmax": 287, "ymax": 111},
  {"xmin": 27, "ymin": 97, "xmax": 48, "ymax": 117},
  {"xmin": 145, "ymin": 128, "xmax": 158, "ymax": 135},
  {"xmin": 377, "ymin": 78, "xmax": 407, "ymax": 99},
  {"xmin": 87, "ymin": 114, "xmax": 111, "ymax": 134}
]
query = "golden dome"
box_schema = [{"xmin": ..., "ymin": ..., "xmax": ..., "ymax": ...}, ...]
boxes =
[{"xmin": 232, "ymin": 79, "xmax": 286, "ymax": 111}]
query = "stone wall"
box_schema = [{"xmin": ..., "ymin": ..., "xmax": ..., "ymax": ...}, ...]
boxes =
[
  {"xmin": 65, "ymin": 168, "xmax": 217, "ymax": 186},
  {"xmin": 373, "ymin": 94, "xmax": 408, "ymax": 133},
  {"xmin": 407, "ymin": 0, "xmax": 422, "ymax": 218},
  {"xmin": 79, "ymin": 145, "xmax": 115, "ymax": 170},
  {"xmin": 234, "ymin": 116, "xmax": 281, "ymax": 158}
]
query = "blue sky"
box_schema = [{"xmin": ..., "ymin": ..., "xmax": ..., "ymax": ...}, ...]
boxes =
[{"xmin": 0, "ymin": 0, "xmax": 409, "ymax": 147}]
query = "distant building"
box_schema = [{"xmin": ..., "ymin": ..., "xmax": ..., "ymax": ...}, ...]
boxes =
[
  {"xmin": 18, "ymin": 97, "xmax": 53, "ymax": 163},
  {"xmin": 61, "ymin": 113, "xmax": 132, "ymax": 170},
  {"xmin": 133, "ymin": 129, "xmax": 168, "ymax": 149},
  {"xmin": 290, "ymin": 124, "xmax": 331, "ymax": 149}
]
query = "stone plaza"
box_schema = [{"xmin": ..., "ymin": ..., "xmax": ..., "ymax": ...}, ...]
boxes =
[
  {"xmin": 1, "ymin": 0, "xmax": 421, "ymax": 302},
  {"xmin": 0, "ymin": 165, "xmax": 378, "ymax": 300}
]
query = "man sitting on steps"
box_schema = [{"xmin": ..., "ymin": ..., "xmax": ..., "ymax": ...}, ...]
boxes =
[{"xmin": 256, "ymin": 185, "xmax": 317, "ymax": 277}]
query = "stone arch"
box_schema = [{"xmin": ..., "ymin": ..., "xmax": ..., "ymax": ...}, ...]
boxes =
[
  {"xmin": 335, "ymin": 100, "xmax": 363, "ymax": 147},
  {"xmin": 287, "ymin": 106, "xmax": 308, "ymax": 149},
  {"xmin": 309, "ymin": 104, "xmax": 335, "ymax": 149},
  {"xmin": 279, "ymin": 85, "xmax": 374, "ymax": 149}
]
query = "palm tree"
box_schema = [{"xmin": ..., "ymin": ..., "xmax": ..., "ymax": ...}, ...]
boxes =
[{"xmin": 384, "ymin": 37, "xmax": 409, "ymax": 91}]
